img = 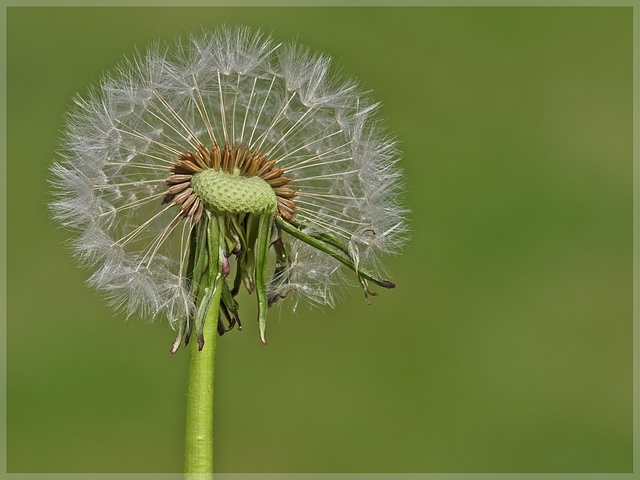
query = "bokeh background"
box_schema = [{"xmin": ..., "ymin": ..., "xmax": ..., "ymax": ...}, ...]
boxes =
[{"xmin": 6, "ymin": 6, "xmax": 632, "ymax": 473}]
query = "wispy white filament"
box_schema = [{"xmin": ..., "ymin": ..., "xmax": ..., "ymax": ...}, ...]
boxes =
[{"xmin": 50, "ymin": 26, "xmax": 407, "ymax": 326}]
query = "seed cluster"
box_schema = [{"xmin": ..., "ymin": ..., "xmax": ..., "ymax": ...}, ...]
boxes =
[{"xmin": 163, "ymin": 143, "xmax": 297, "ymax": 222}]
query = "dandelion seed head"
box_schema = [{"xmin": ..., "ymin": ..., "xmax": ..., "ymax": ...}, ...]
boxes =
[{"xmin": 50, "ymin": 26, "xmax": 408, "ymax": 345}]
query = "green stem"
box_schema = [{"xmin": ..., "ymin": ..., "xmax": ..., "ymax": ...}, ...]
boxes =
[
  {"xmin": 184, "ymin": 281, "xmax": 222, "ymax": 478},
  {"xmin": 274, "ymin": 216, "xmax": 395, "ymax": 289},
  {"xmin": 184, "ymin": 213, "xmax": 225, "ymax": 478}
]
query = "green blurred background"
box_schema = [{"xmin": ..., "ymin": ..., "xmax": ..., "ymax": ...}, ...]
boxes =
[{"xmin": 6, "ymin": 6, "xmax": 632, "ymax": 473}]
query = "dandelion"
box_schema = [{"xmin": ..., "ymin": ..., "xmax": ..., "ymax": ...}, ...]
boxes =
[
  {"xmin": 50, "ymin": 26, "xmax": 407, "ymax": 349},
  {"xmin": 50, "ymin": 26, "xmax": 407, "ymax": 474}
]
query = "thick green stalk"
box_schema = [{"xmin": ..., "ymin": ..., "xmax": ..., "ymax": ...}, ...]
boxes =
[
  {"xmin": 184, "ymin": 213, "xmax": 225, "ymax": 478},
  {"xmin": 184, "ymin": 286, "xmax": 221, "ymax": 478}
]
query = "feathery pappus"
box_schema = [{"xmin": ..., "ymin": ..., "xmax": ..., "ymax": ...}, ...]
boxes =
[{"xmin": 50, "ymin": 26, "xmax": 408, "ymax": 351}]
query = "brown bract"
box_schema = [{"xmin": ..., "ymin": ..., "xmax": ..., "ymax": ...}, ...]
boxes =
[{"xmin": 162, "ymin": 143, "xmax": 297, "ymax": 222}]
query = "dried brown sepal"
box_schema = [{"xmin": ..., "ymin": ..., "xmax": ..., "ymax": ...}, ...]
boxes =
[
  {"xmin": 253, "ymin": 154, "xmax": 269, "ymax": 174},
  {"xmin": 193, "ymin": 201, "xmax": 204, "ymax": 224},
  {"xmin": 277, "ymin": 197, "xmax": 297, "ymax": 220},
  {"xmin": 267, "ymin": 176, "xmax": 292, "ymax": 188},
  {"xmin": 167, "ymin": 182, "xmax": 190, "ymax": 195},
  {"xmin": 196, "ymin": 144, "xmax": 213, "ymax": 168},
  {"xmin": 173, "ymin": 187, "xmax": 193, "ymax": 205},
  {"xmin": 257, "ymin": 159, "xmax": 277, "ymax": 177},
  {"xmin": 168, "ymin": 174, "xmax": 193, "ymax": 183},
  {"xmin": 222, "ymin": 144, "xmax": 233, "ymax": 173},
  {"xmin": 180, "ymin": 192, "xmax": 198, "ymax": 214},
  {"xmin": 211, "ymin": 143, "xmax": 221, "ymax": 170},
  {"xmin": 243, "ymin": 152, "xmax": 266, "ymax": 177},
  {"xmin": 186, "ymin": 197, "xmax": 201, "ymax": 219},
  {"xmin": 278, "ymin": 197, "xmax": 297, "ymax": 211},
  {"xmin": 260, "ymin": 168, "xmax": 285, "ymax": 181},
  {"xmin": 236, "ymin": 145, "xmax": 249, "ymax": 171},
  {"xmin": 272, "ymin": 186, "xmax": 296, "ymax": 199},
  {"xmin": 180, "ymin": 151, "xmax": 208, "ymax": 171},
  {"xmin": 171, "ymin": 159, "xmax": 202, "ymax": 175}
]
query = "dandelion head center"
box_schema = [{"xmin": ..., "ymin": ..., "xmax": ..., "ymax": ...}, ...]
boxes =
[
  {"xmin": 162, "ymin": 142, "xmax": 298, "ymax": 222},
  {"xmin": 191, "ymin": 169, "xmax": 277, "ymax": 215}
]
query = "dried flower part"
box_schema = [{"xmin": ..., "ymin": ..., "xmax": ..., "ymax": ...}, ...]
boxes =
[
  {"xmin": 163, "ymin": 143, "xmax": 296, "ymax": 221},
  {"xmin": 49, "ymin": 26, "xmax": 408, "ymax": 348}
]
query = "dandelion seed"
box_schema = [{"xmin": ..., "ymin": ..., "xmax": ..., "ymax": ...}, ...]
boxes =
[{"xmin": 50, "ymin": 26, "xmax": 408, "ymax": 351}]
